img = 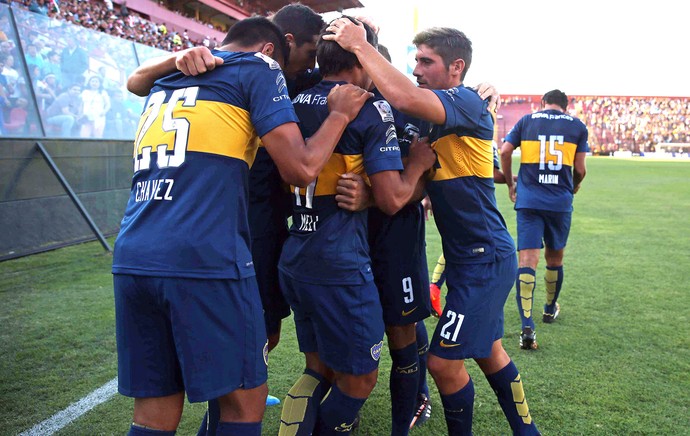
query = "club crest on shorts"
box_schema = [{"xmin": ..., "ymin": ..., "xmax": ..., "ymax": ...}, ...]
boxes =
[
  {"xmin": 370, "ymin": 340, "xmax": 384, "ymax": 361},
  {"xmin": 263, "ymin": 341, "xmax": 269, "ymax": 366}
]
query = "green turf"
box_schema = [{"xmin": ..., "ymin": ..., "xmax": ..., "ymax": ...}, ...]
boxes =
[{"xmin": 1, "ymin": 158, "xmax": 689, "ymax": 435}]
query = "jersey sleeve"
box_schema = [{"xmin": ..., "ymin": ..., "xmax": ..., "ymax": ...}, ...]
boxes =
[
  {"xmin": 576, "ymin": 120, "xmax": 590, "ymax": 152},
  {"xmin": 240, "ymin": 53, "xmax": 299, "ymax": 137},
  {"xmin": 361, "ymin": 100, "xmax": 404, "ymax": 176},
  {"xmin": 432, "ymin": 87, "xmax": 489, "ymax": 132}
]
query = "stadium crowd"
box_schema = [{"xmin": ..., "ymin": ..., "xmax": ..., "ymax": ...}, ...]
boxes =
[{"xmin": 500, "ymin": 95, "xmax": 690, "ymax": 155}]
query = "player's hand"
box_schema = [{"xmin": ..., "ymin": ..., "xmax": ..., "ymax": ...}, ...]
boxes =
[
  {"xmin": 336, "ymin": 172, "xmax": 371, "ymax": 211},
  {"xmin": 354, "ymin": 15, "xmax": 380, "ymax": 34},
  {"xmin": 421, "ymin": 195, "xmax": 433, "ymax": 221},
  {"xmin": 508, "ymin": 184, "xmax": 517, "ymax": 203},
  {"xmin": 175, "ymin": 47, "xmax": 223, "ymax": 76},
  {"xmin": 573, "ymin": 183, "xmax": 581, "ymax": 194},
  {"xmin": 327, "ymin": 84, "xmax": 373, "ymax": 122},
  {"xmin": 408, "ymin": 135, "xmax": 437, "ymax": 172},
  {"xmin": 322, "ymin": 17, "xmax": 368, "ymax": 53},
  {"xmin": 474, "ymin": 82, "xmax": 501, "ymax": 113}
]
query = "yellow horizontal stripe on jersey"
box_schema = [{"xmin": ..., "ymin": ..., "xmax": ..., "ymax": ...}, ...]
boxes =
[
  {"xmin": 136, "ymin": 100, "xmax": 259, "ymax": 166},
  {"xmin": 431, "ymin": 135, "xmax": 494, "ymax": 181},
  {"xmin": 293, "ymin": 153, "xmax": 366, "ymax": 197},
  {"xmin": 520, "ymin": 140, "xmax": 578, "ymax": 167}
]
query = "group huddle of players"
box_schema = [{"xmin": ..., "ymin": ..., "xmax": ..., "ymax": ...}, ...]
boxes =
[{"xmin": 111, "ymin": 3, "xmax": 587, "ymax": 436}]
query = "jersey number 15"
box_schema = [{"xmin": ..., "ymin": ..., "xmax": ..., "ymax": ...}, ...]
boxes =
[{"xmin": 538, "ymin": 134, "xmax": 564, "ymax": 171}]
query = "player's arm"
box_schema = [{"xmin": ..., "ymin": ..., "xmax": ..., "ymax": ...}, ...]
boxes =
[
  {"xmin": 262, "ymin": 84, "xmax": 372, "ymax": 187},
  {"xmin": 500, "ymin": 140, "xmax": 517, "ymax": 202},
  {"xmin": 368, "ymin": 136, "xmax": 437, "ymax": 215},
  {"xmin": 127, "ymin": 47, "xmax": 223, "ymax": 96},
  {"xmin": 573, "ymin": 152, "xmax": 587, "ymax": 193},
  {"xmin": 323, "ymin": 20, "xmax": 446, "ymax": 125}
]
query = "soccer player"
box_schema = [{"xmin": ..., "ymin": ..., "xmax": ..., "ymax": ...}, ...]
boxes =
[
  {"xmin": 127, "ymin": 5, "xmax": 328, "ymax": 431},
  {"xmin": 277, "ymin": 18, "xmax": 437, "ymax": 435},
  {"xmin": 112, "ymin": 17, "xmax": 371, "ymax": 436},
  {"xmin": 428, "ymin": 143, "xmax": 516, "ymax": 318},
  {"xmin": 500, "ymin": 89, "xmax": 589, "ymax": 349},
  {"xmin": 326, "ymin": 20, "xmax": 541, "ymax": 435}
]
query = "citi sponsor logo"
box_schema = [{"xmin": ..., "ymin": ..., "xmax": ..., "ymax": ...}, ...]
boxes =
[{"xmin": 272, "ymin": 94, "xmax": 291, "ymax": 102}]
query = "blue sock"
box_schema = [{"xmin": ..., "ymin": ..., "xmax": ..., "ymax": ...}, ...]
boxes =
[
  {"xmin": 485, "ymin": 361, "xmax": 540, "ymax": 435},
  {"xmin": 440, "ymin": 378, "xmax": 474, "ymax": 436},
  {"xmin": 215, "ymin": 421, "xmax": 260, "ymax": 436},
  {"xmin": 317, "ymin": 383, "xmax": 366, "ymax": 435},
  {"xmin": 128, "ymin": 424, "xmax": 175, "ymax": 435},
  {"xmin": 390, "ymin": 342, "xmax": 420, "ymax": 435},
  {"xmin": 516, "ymin": 267, "xmax": 536, "ymax": 330},
  {"xmin": 544, "ymin": 265, "xmax": 563, "ymax": 312},
  {"xmin": 196, "ymin": 400, "xmax": 219, "ymax": 436},
  {"xmin": 279, "ymin": 368, "xmax": 330, "ymax": 436},
  {"xmin": 415, "ymin": 322, "xmax": 430, "ymax": 398}
]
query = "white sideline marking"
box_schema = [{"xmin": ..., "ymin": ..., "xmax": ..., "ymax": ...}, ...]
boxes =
[{"xmin": 20, "ymin": 377, "xmax": 118, "ymax": 436}]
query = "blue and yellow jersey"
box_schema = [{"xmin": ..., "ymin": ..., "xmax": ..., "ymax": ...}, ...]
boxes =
[
  {"xmin": 278, "ymin": 80, "xmax": 404, "ymax": 285},
  {"xmin": 426, "ymin": 85, "xmax": 515, "ymax": 264},
  {"xmin": 505, "ymin": 109, "xmax": 589, "ymax": 212},
  {"xmin": 112, "ymin": 51, "xmax": 298, "ymax": 279},
  {"xmin": 248, "ymin": 69, "xmax": 324, "ymax": 239}
]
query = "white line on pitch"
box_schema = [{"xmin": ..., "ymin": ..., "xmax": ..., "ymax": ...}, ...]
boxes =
[{"xmin": 19, "ymin": 377, "xmax": 118, "ymax": 436}]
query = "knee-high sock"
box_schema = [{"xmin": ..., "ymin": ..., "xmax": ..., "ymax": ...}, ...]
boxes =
[
  {"xmin": 317, "ymin": 383, "xmax": 366, "ymax": 435},
  {"xmin": 544, "ymin": 265, "xmax": 563, "ymax": 311},
  {"xmin": 516, "ymin": 267, "xmax": 536, "ymax": 330},
  {"xmin": 196, "ymin": 400, "xmax": 219, "ymax": 436},
  {"xmin": 128, "ymin": 424, "xmax": 175, "ymax": 435},
  {"xmin": 485, "ymin": 360, "xmax": 540, "ymax": 436},
  {"xmin": 215, "ymin": 422, "xmax": 261, "ymax": 436},
  {"xmin": 431, "ymin": 253, "xmax": 447, "ymax": 287},
  {"xmin": 415, "ymin": 322, "xmax": 430, "ymax": 397},
  {"xmin": 440, "ymin": 378, "xmax": 474, "ymax": 436},
  {"xmin": 279, "ymin": 368, "xmax": 330, "ymax": 436},
  {"xmin": 390, "ymin": 342, "xmax": 420, "ymax": 435}
]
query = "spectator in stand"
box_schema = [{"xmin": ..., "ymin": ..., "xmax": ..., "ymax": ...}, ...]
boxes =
[
  {"xmin": 45, "ymin": 82, "xmax": 82, "ymax": 136},
  {"xmin": 24, "ymin": 43, "xmax": 45, "ymax": 71},
  {"xmin": 104, "ymin": 88, "xmax": 136, "ymax": 138},
  {"xmin": 60, "ymin": 37, "xmax": 88, "ymax": 90},
  {"xmin": 41, "ymin": 50, "xmax": 62, "ymax": 90},
  {"xmin": 35, "ymin": 71, "xmax": 58, "ymax": 112},
  {"xmin": 79, "ymin": 75, "xmax": 110, "ymax": 138}
]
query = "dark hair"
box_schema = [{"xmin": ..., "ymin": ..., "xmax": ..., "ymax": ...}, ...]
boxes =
[
  {"xmin": 221, "ymin": 16, "xmax": 289, "ymax": 66},
  {"xmin": 271, "ymin": 3, "xmax": 324, "ymax": 46},
  {"xmin": 378, "ymin": 43, "xmax": 391, "ymax": 63},
  {"xmin": 542, "ymin": 89, "xmax": 568, "ymax": 111},
  {"xmin": 317, "ymin": 16, "xmax": 377, "ymax": 77},
  {"xmin": 412, "ymin": 27, "xmax": 472, "ymax": 80}
]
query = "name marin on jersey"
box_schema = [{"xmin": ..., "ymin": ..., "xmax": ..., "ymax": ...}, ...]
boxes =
[
  {"xmin": 135, "ymin": 178, "xmax": 174, "ymax": 202},
  {"xmin": 538, "ymin": 173, "xmax": 559, "ymax": 184}
]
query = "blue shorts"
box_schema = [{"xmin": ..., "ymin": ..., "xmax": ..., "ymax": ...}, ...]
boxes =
[
  {"xmin": 429, "ymin": 254, "xmax": 517, "ymax": 360},
  {"xmin": 369, "ymin": 203, "xmax": 431, "ymax": 326},
  {"xmin": 252, "ymin": 231, "xmax": 291, "ymax": 336},
  {"xmin": 114, "ymin": 274, "xmax": 268, "ymax": 403},
  {"xmin": 516, "ymin": 209, "xmax": 572, "ymax": 251},
  {"xmin": 279, "ymin": 273, "xmax": 385, "ymax": 375}
]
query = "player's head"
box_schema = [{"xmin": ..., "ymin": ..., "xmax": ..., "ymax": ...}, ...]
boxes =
[
  {"xmin": 542, "ymin": 89, "xmax": 569, "ymax": 111},
  {"xmin": 270, "ymin": 3, "xmax": 324, "ymax": 75},
  {"xmin": 317, "ymin": 16, "xmax": 377, "ymax": 78},
  {"xmin": 412, "ymin": 27, "xmax": 472, "ymax": 89},
  {"xmin": 378, "ymin": 43, "xmax": 392, "ymax": 63},
  {"xmin": 220, "ymin": 16, "xmax": 289, "ymax": 68}
]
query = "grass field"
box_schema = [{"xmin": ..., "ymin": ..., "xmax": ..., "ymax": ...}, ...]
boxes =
[{"xmin": 1, "ymin": 157, "xmax": 689, "ymax": 435}]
